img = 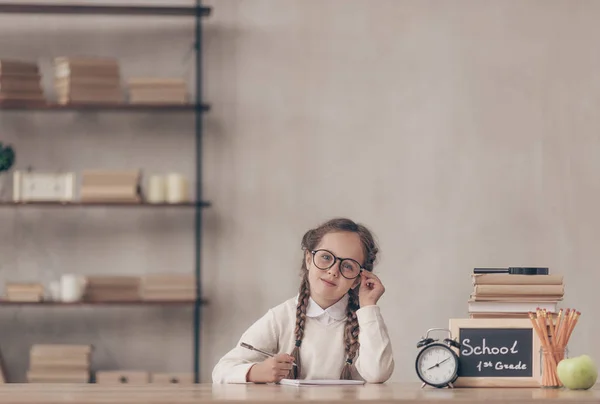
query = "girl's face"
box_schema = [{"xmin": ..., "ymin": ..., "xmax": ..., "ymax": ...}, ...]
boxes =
[{"xmin": 305, "ymin": 231, "xmax": 365, "ymax": 309}]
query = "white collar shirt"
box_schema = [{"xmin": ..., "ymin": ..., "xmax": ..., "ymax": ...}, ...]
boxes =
[{"xmin": 296, "ymin": 293, "xmax": 349, "ymax": 325}]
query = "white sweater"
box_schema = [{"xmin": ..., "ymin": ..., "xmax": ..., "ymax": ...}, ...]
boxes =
[{"xmin": 212, "ymin": 296, "xmax": 394, "ymax": 383}]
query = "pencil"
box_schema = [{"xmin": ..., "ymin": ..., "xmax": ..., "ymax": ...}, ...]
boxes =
[{"xmin": 240, "ymin": 342, "xmax": 298, "ymax": 367}]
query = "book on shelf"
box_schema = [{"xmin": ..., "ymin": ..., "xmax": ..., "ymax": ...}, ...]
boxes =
[
  {"xmin": 28, "ymin": 344, "xmax": 92, "ymax": 383},
  {"xmin": 140, "ymin": 274, "xmax": 196, "ymax": 301},
  {"xmin": 0, "ymin": 58, "xmax": 45, "ymax": 106},
  {"xmin": 84, "ymin": 275, "xmax": 140, "ymax": 302},
  {"xmin": 54, "ymin": 75, "xmax": 121, "ymax": 88},
  {"xmin": 0, "ymin": 75, "xmax": 44, "ymax": 93},
  {"xmin": 80, "ymin": 170, "xmax": 141, "ymax": 203},
  {"xmin": 4, "ymin": 282, "xmax": 44, "ymax": 302},
  {"xmin": 56, "ymin": 90, "xmax": 123, "ymax": 105},
  {"xmin": 80, "ymin": 187, "xmax": 141, "ymax": 203},
  {"xmin": 26, "ymin": 371, "xmax": 89, "ymax": 383},
  {"xmin": 127, "ymin": 77, "xmax": 187, "ymax": 105},
  {"xmin": 53, "ymin": 56, "xmax": 123, "ymax": 105},
  {"xmin": 53, "ymin": 57, "xmax": 120, "ymax": 79},
  {"xmin": 30, "ymin": 344, "xmax": 92, "ymax": 357},
  {"xmin": 28, "ymin": 358, "xmax": 89, "ymax": 371},
  {"xmin": 0, "ymin": 59, "xmax": 39, "ymax": 75}
]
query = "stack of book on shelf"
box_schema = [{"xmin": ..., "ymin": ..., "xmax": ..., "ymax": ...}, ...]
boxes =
[
  {"xmin": 27, "ymin": 344, "xmax": 92, "ymax": 383},
  {"xmin": 468, "ymin": 272, "xmax": 564, "ymax": 319},
  {"xmin": 3, "ymin": 283, "xmax": 44, "ymax": 302},
  {"xmin": 80, "ymin": 170, "xmax": 141, "ymax": 203},
  {"xmin": 0, "ymin": 59, "xmax": 45, "ymax": 106},
  {"xmin": 126, "ymin": 77, "xmax": 188, "ymax": 105},
  {"xmin": 53, "ymin": 57, "xmax": 123, "ymax": 105},
  {"xmin": 140, "ymin": 274, "xmax": 196, "ymax": 301},
  {"xmin": 84, "ymin": 276, "xmax": 140, "ymax": 302}
]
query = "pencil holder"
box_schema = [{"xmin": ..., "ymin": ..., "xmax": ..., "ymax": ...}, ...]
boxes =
[{"xmin": 539, "ymin": 346, "xmax": 568, "ymax": 388}]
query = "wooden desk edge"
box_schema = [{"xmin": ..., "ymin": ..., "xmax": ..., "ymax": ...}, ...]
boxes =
[{"xmin": 0, "ymin": 382, "xmax": 596, "ymax": 404}]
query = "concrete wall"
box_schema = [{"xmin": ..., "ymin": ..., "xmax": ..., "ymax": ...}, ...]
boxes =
[{"xmin": 1, "ymin": 0, "xmax": 599, "ymax": 382}]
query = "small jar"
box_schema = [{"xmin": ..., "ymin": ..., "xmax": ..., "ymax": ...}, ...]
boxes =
[
  {"xmin": 147, "ymin": 175, "xmax": 166, "ymax": 203},
  {"xmin": 540, "ymin": 346, "xmax": 568, "ymax": 388}
]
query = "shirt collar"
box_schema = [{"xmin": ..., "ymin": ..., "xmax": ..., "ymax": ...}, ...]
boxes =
[{"xmin": 296, "ymin": 293, "xmax": 349, "ymax": 321}]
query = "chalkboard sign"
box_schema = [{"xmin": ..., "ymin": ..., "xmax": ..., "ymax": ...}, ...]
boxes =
[
  {"xmin": 449, "ymin": 318, "xmax": 541, "ymax": 387},
  {"xmin": 458, "ymin": 328, "xmax": 532, "ymax": 377}
]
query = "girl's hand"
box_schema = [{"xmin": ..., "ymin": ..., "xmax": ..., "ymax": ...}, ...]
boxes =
[
  {"xmin": 246, "ymin": 353, "xmax": 294, "ymax": 383},
  {"xmin": 358, "ymin": 271, "xmax": 385, "ymax": 307}
]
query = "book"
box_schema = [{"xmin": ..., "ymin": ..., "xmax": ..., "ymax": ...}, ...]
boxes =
[
  {"xmin": 472, "ymin": 284, "xmax": 564, "ymax": 296},
  {"xmin": 468, "ymin": 300, "xmax": 558, "ymax": 313},
  {"xmin": 279, "ymin": 379, "xmax": 365, "ymax": 386},
  {"xmin": 469, "ymin": 312, "xmax": 531, "ymax": 319},
  {"xmin": 472, "ymin": 274, "xmax": 564, "ymax": 285}
]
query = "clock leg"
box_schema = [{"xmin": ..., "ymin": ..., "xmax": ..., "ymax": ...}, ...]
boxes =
[
  {"xmin": 448, "ymin": 382, "xmax": 454, "ymax": 389},
  {"xmin": 421, "ymin": 383, "xmax": 426, "ymax": 389}
]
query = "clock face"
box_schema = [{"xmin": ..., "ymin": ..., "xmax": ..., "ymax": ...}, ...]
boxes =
[{"xmin": 416, "ymin": 344, "xmax": 458, "ymax": 386}]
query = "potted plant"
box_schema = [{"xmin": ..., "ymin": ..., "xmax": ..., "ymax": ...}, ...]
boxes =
[{"xmin": 0, "ymin": 142, "xmax": 15, "ymax": 200}]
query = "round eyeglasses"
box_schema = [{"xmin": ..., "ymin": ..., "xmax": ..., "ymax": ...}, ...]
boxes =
[{"xmin": 311, "ymin": 249, "xmax": 363, "ymax": 280}]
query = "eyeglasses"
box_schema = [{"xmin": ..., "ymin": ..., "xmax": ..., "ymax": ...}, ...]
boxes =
[{"xmin": 311, "ymin": 249, "xmax": 363, "ymax": 280}]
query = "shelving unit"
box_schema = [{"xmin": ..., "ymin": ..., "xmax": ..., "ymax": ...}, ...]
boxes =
[
  {"xmin": 0, "ymin": 103, "xmax": 210, "ymax": 112},
  {"xmin": 0, "ymin": 1, "xmax": 210, "ymax": 383},
  {"xmin": 0, "ymin": 300, "xmax": 208, "ymax": 306},
  {"xmin": 0, "ymin": 3, "xmax": 212, "ymax": 16},
  {"xmin": 0, "ymin": 201, "xmax": 211, "ymax": 208}
]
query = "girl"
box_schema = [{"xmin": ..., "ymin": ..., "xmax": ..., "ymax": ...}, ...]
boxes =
[{"xmin": 212, "ymin": 218, "xmax": 394, "ymax": 384}]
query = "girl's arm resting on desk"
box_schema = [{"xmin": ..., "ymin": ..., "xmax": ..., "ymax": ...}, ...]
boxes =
[
  {"xmin": 212, "ymin": 309, "xmax": 279, "ymax": 384},
  {"xmin": 354, "ymin": 305, "xmax": 395, "ymax": 383}
]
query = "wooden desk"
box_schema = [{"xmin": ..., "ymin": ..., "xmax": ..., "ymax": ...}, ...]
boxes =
[{"xmin": 0, "ymin": 383, "xmax": 597, "ymax": 404}]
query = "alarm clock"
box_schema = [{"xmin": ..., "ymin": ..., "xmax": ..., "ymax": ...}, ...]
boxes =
[{"xmin": 415, "ymin": 328, "xmax": 461, "ymax": 389}]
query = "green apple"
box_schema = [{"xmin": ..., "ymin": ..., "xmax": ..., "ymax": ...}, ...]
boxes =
[{"xmin": 557, "ymin": 355, "xmax": 598, "ymax": 390}]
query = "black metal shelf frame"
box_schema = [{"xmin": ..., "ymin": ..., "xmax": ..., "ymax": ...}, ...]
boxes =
[{"xmin": 0, "ymin": 1, "xmax": 210, "ymax": 383}]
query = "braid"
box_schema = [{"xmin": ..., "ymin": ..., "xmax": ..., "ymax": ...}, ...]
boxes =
[
  {"xmin": 340, "ymin": 288, "xmax": 360, "ymax": 379},
  {"xmin": 287, "ymin": 272, "xmax": 310, "ymax": 379}
]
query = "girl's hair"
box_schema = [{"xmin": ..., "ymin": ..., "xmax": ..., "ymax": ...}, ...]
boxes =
[{"xmin": 287, "ymin": 218, "xmax": 379, "ymax": 380}]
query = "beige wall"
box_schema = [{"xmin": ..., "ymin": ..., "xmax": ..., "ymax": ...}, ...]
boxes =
[{"xmin": 0, "ymin": 0, "xmax": 599, "ymax": 383}]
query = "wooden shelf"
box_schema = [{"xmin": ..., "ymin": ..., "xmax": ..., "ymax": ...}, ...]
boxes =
[
  {"xmin": 0, "ymin": 299, "xmax": 207, "ymax": 306},
  {"xmin": 0, "ymin": 201, "xmax": 211, "ymax": 208},
  {"xmin": 0, "ymin": 3, "xmax": 212, "ymax": 17},
  {"xmin": 0, "ymin": 103, "xmax": 210, "ymax": 112}
]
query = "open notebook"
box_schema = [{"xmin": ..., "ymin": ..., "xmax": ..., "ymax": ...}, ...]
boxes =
[{"xmin": 279, "ymin": 379, "xmax": 365, "ymax": 386}]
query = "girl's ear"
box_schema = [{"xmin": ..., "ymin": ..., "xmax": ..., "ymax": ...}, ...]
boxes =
[{"xmin": 305, "ymin": 251, "xmax": 312, "ymax": 269}]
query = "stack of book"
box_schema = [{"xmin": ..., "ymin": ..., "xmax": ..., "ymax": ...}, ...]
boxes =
[
  {"xmin": 27, "ymin": 344, "xmax": 92, "ymax": 383},
  {"xmin": 53, "ymin": 57, "xmax": 123, "ymax": 105},
  {"xmin": 468, "ymin": 273, "xmax": 564, "ymax": 318},
  {"xmin": 0, "ymin": 59, "xmax": 45, "ymax": 106},
  {"xmin": 80, "ymin": 170, "xmax": 141, "ymax": 203},
  {"xmin": 84, "ymin": 276, "xmax": 140, "ymax": 302},
  {"xmin": 140, "ymin": 274, "xmax": 196, "ymax": 301},
  {"xmin": 126, "ymin": 77, "xmax": 188, "ymax": 104},
  {"xmin": 4, "ymin": 283, "xmax": 44, "ymax": 302}
]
